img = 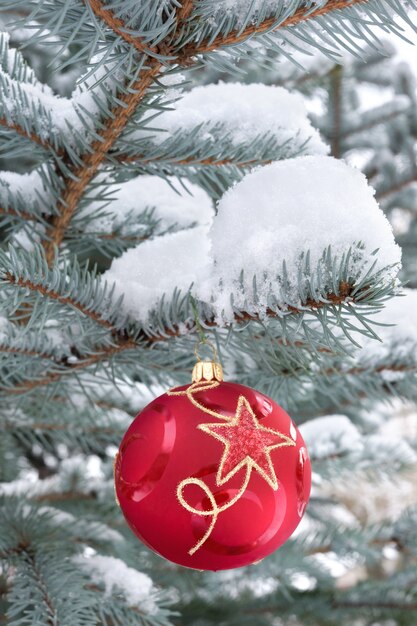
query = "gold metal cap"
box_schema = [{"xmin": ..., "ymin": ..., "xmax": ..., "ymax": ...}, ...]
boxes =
[
  {"xmin": 192, "ymin": 360, "xmax": 223, "ymax": 383},
  {"xmin": 192, "ymin": 341, "xmax": 224, "ymax": 383}
]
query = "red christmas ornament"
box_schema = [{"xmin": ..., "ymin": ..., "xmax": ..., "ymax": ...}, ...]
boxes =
[{"xmin": 114, "ymin": 349, "xmax": 311, "ymax": 571}]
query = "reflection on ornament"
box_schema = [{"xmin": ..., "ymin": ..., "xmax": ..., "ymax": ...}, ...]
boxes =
[{"xmin": 168, "ymin": 381, "xmax": 295, "ymax": 555}]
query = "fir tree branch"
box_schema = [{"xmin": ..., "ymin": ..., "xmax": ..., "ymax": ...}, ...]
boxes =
[
  {"xmin": 40, "ymin": 0, "xmax": 375, "ymax": 265},
  {"xmin": 3, "ymin": 272, "xmax": 118, "ymax": 332},
  {"xmin": 2, "ymin": 341, "xmax": 136, "ymax": 395},
  {"xmin": 178, "ymin": 0, "xmax": 371, "ymax": 60},
  {"xmin": 176, "ymin": 0, "xmax": 195, "ymax": 23},
  {"xmin": 22, "ymin": 549, "xmax": 57, "ymax": 626},
  {"xmin": 0, "ymin": 116, "xmax": 63, "ymax": 156},
  {"xmin": 42, "ymin": 63, "xmax": 163, "ymax": 266},
  {"xmin": 0, "ymin": 205, "xmax": 34, "ymax": 221},
  {"xmin": 0, "ymin": 542, "xmax": 30, "ymax": 560},
  {"xmin": 0, "ymin": 345, "xmax": 56, "ymax": 361},
  {"xmin": 328, "ymin": 363, "xmax": 417, "ymax": 377},
  {"xmin": 84, "ymin": 0, "xmax": 158, "ymax": 55},
  {"xmin": 116, "ymin": 153, "xmax": 264, "ymax": 167}
]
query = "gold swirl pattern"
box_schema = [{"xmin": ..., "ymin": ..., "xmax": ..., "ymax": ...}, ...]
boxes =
[{"xmin": 169, "ymin": 382, "xmax": 296, "ymax": 555}]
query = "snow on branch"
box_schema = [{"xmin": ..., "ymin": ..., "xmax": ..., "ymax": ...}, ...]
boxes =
[
  {"xmin": 76, "ymin": 175, "xmax": 214, "ymax": 245},
  {"xmin": 127, "ymin": 82, "xmax": 327, "ymax": 159},
  {"xmin": 105, "ymin": 226, "xmax": 211, "ymax": 322},
  {"xmin": 74, "ymin": 555, "xmax": 156, "ymax": 611},
  {"xmin": 177, "ymin": 0, "xmax": 412, "ymax": 61},
  {"xmin": 300, "ymin": 414, "xmax": 363, "ymax": 460},
  {"xmin": 105, "ymin": 155, "xmax": 400, "ymax": 324},
  {"xmin": 204, "ymin": 155, "xmax": 400, "ymax": 318}
]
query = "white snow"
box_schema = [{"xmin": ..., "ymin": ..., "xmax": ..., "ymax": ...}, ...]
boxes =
[
  {"xmin": 0, "ymin": 43, "xmax": 184, "ymax": 149},
  {"xmin": 81, "ymin": 175, "xmax": 213, "ymax": 235},
  {"xmin": 202, "ymin": 155, "xmax": 401, "ymax": 318},
  {"xmin": 74, "ymin": 555, "xmax": 156, "ymax": 610},
  {"xmin": 136, "ymin": 82, "xmax": 327, "ymax": 155},
  {"xmin": 104, "ymin": 156, "xmax": 401, "ymax": 323},
  {"xmin": 0, "ymin": 169, "xmax": 51, "ymax": 208},
  {"xmin": 104, "ymin": 225, "xmax": 211, "ymax": 320},
  {"xmin": 300, "ymin": 415, "xmax": 363, "ymax": 459}
]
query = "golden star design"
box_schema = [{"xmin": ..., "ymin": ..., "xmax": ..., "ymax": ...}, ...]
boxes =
[{"xmin": 198, "ymin": 395, "xmax": 295, "ymax": 490}]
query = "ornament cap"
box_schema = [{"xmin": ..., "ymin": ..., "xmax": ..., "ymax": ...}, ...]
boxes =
[
  {"xmin": 192, "ymin": 360, "xmax": 224, "ymax": 383},
  {"xmin": 192, "ymin": 340, "xmax": 224, "ymax": 383}
]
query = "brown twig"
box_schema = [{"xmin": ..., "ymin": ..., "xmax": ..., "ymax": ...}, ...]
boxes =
[
  {"xmin": 176, "ymin": 0, "xmax": 195, "ymax": 23},
  {"xmin": 4, "ymin": 272, "xmax": 118, "ymax": 332},
  {"xmin": 0, "ymin": 205, "xmax": 35, "ymax": 222},
  {"xmin": 178, "ymin": 0, "xmax": 370, "ymax": 59},
  {"xmin": 115, "ymin": 153, "xmax": 265, "ymax": 167},
  {"xmin": 35, "ymin": 491, "xmax": 97, "ymax": 503},
  {"xmin": 0, "ymin": 542, "xmax": 30, "ymax": 560},
  {"xmin": 23, "ymin": 550, "xmax": 57, "ymax": 625},
  {"xmin": 0, "ymin": 345, "xmax": 56, "ymax": 361},
  {"xmin": 2, "ymin": 341, "xmax": 136, "ymax": 395},
  {"xmin": 330, "ymin": 363, "xmax": 417, "ymax": 377},
  {"xmin": 85, "ymin": 0, "xmax": 158, "ymax": 54},
  {"xmin": 42, "ymin": 63, "xmax": 162, "ymax": 266},
  {"xmin": 0, "ymin": 117, "xmax": 62, "ymax": 155}
]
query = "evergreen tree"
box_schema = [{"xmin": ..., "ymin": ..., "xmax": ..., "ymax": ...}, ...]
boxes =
[{"xmin": 0, "ymin": 2, "xmax": 416, "ymax": 625}]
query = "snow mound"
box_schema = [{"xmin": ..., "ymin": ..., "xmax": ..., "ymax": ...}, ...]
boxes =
[
  {"xmin": 203, "ymin": 155, "xmax": 401, "ymax": 317},
  {"xmin": 105, "ymin": 156, "xmax": 400, "ymax": 323},
  {"xmin": 300, "ymin": 415, "xmax": 363, "ymax": 459},
  {"xmin": 138, "ymin": 82, "xmax": 327, "ymax": 155},
  {"xmin": 83, "ymin": 175, "xmax": 213, "ymax": 235},
  {"xmin": 74, "ymin": 555, "xmax": 155, "ymax": 610},
  {"xmin": 104, "ymin": 226, "xmax": 211, "ymax": 320}
]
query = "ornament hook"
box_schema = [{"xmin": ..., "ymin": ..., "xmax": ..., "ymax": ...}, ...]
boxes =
[
  {"xmin": 194, "ymin": 339, "xmax": 217, "ymax": 363},
  {"xmin": 192, "ymin": 340, "xmax": 223, "ymax": 383}
]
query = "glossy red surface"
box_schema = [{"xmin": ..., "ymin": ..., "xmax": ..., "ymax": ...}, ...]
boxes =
[{"xmin": 115, "ymin": 381, "xmax": 311, "ymax": 570}]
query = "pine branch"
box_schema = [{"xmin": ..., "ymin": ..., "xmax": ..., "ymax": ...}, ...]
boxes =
[
  {"xmin": 22, "ymin": 549, "xmax": 57, "ymax": 626},
  {"xmin": 178, "ymin": 0, "xmax": 370, "ymax": 59},
  {"xmin": 85, "ymin": 0, "xmax": 158, "ymax": 55},
  {"xmin": 176, "ymin": 0, "xmax": 195, "ymax": 23},
  {"xmin": 0, "ymin": 116, "xmax": 63, "ymax": 156},
  {"xmin": 0, "ymin": 205, "xmax": 33, "ymax": 222},
  {"xmin": 116, "ymin": 153, "xmax": 265, "ymax": 168},
  {"xmin": 0, "ymin": 344, "xmax": 56, "ymax": 362},
  {"xmin": 330, "ymin": 363, "xmax": 417, "ymax": 377},
  {"xmin": 3, "ymin": 341, "xmax": 137, "ymax": 395},
  {"xmin": 3, "ymin": 272, "xmax": 118, "ymax": 332},
  {"xmin": 42, "ymin": 63, "xmax": 162, "ymax": 265},
  {"xmin": 40, "ymin": 0, "xmax": 378, "ymax": 265}
]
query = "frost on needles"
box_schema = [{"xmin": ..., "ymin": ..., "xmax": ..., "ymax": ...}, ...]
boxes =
[{"xmin": 106, "ymin": 155, "xmax": 401, "ymax": 323}]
